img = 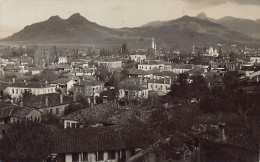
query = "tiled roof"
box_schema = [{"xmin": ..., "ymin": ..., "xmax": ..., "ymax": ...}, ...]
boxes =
[
  {"xmin": 199, "ymin": 127, "xmax": 259, "ymax": 152},
  {"xmin": 62, "ymin": 102, "xmax": 152, "ymax": 125},
  {"xmin": 0, "ymin": 105, "xmax": 36, "ymax": 118},
  {"xmin": 172, "ymin": 64, "xmax": 193, "ymax": 69},
  {"xmin": 147, "ymin": 79, "xmax": 172, "ymax": 84},
  {"xmin": 154, "ymin": 71, "xmax": 177, "ymax": 77},
  {"xmin": 51, "ymin": 125, "xmax": 147, "ymax": 153},
  {"xmin": 119, "ymin": 79, "xmax": 147, "ymax": 91},
  {"xmin": 194, "ymin": 112, "xmax": 259, "ymax": 152},
  {"xmin": 62, "ymin": 102, "xmax": 118, "ymax": 122},
  {"xmin": 51, "ymin": 78, "xmax": 71, "ymax": 84},
  {"xmin": 23, "ymin": 93, "xmax": 72, "ymax": 109},
  {"xmin": 0, "ymin": 82, "xmax": 9, "ymax": 92}
]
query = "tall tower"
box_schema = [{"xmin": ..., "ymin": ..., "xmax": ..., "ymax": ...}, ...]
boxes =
[
  {"xmin": 152, "ymin": 37, "xmax": 156, "ymax": 51},
  {"xmin": 152, "ymin": 37, "xmax": 155, "ymax": 49}
]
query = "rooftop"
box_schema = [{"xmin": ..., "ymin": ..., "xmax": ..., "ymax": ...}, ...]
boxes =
[
  {"xmin": 51, "ymin": 125, "xmax": 149, "ymax": 153},
  {"xmin": 0, "ymin": 105, "xmax": 37, "ymax": 119}
]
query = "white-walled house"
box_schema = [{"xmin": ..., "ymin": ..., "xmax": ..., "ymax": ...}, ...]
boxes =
[
  {"xmin": 97, "ymin": 60, "xmax": 122, "ymax": 69},
  {"xmin": 130, "ymin": 54, "xmax": 147, "ymax": 63},
  {"xmin": 23, "ymin": 93, "xmax": 73, "ymax": 117},
  {"xmin": 50, "ymin": 78, "xmax": 75, "ymax": 94},
  {"xmin": 0, "ymin": 105, "xmax": 42, "ymax": 138},
  {"xmin": 50, "ymin": 126, "xmax": 146, "ymax": 162},
  {"xmin": 171, "ymin": 64, "xmax": 193, "ymax": 74},
  {"xmin": 147, "ymin": 79, "xmax": 172, "ymax": 95},
  {"xmin": 58, "ymin": 56, "xmax": 68, "ymax": 64},
  {"xmin": 118, "ymin": 79, "xmax": 148, "ymax": 100},
  {"xmin": 4, "ymin": 82, "xmax": 56, "ymax": 101}
]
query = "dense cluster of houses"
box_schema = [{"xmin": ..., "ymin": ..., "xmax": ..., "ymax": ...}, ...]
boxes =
[{"xmin": 0, "ymin": 44, "xmax": 259, "ymax": 162}]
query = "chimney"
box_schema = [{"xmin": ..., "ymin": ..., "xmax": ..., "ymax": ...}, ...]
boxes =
[
  {"xmin": 140, "ymin": 78, "xmax": 142, "ymax": 85},
  {"xmin": 9, "ymin": 81, "xmax": 11, "ymax": 85},
  {"xmin": 12, "ymin": 77, "xmax": 15, "ymax": 83},
  {"xmin": 60, "ymin": 94, "xmax": 63, "ymax": 104},
  {"xmin": 93, "ymin": 95, "xmax": 96, "ymax": 105},
  {"xmin": 73, "ymin": 92, "xmax": 77, "ymax": 102},
  {"xmin": 45, "ymin": 96, "xmax": 49, "ymax": 107},
  {"xmin": 103, "ymin": 96, "xmax": 108, "ymax": 103},
  {"xmin": 170, "ymin": 79, "xmax": 172, "ymax": 84},
  {"xmin": 20, "ymin": 96, "xmax": 23, "ymax": 107},
  {"xmin": 88, "ymin": 98, "xmax": 91, "ymax": 106},
  {"xmin": 45, "ymin": 80, "xmax": 48, "ymax": 85}
]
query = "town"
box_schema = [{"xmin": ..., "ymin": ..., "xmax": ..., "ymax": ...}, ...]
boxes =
[
  {"xmin": 0, "ymin": 39, "xmax": 259, "ymax": 161},
  {"xmin": 0, "ymin": 1, "xmax": 260, "ymax": 161}
]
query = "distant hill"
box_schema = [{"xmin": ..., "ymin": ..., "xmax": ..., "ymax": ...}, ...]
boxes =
[
  {"xmin": 129, "ymin": 16, "xmax": 255, "ymax": 46},
  {"xmin": 2, "ymin": 13, "xmax": 259, "ymax": 47},
  {"xmin": 2, "ymin": 13, "xmax": 120, "ymax": 45},
  {"xmin": 195, "ymin": 13, "xmax": 260, "ymax": 39},
  {"xmin": 195, "ymin": 12, "xmax": 217, "ymax": 23},
  {"xmin": 255, "ymin": 18, "xmax": 260, "ymax": 24},
  {"xmin": 217, "ymin": 16, "xmax": 260, "ymax": 39}
]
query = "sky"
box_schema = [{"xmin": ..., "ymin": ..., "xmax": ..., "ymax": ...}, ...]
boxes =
[{"xmin": 0, "ymin": 0, "xmax": 260, "ymax": 38}]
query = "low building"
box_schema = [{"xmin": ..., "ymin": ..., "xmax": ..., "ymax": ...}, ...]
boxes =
[
  {"xmin": 72, "ymin": 76, "xmax": 104, "ymax": 103},
  {"xmin": 129, "ymin": 54, "xmax": 147, "ymax": 63},
  {"xmin": 147, "ymin": 79, "xmax": 172, "ymax": 94},
  {"xmin": 50, "ymin": 125, "xmax": 149, "ymax": 162},
  {"xmin": 0, "ymin": 105, "xmax": 42, "ymax": 138},
  {"xmin": 118, "ymin": 79, "xmax": 148, "ymax": 100},
  {"xmin": 58, "ymin": 56, "xmax": 68, "ymax": 64},
  {"xmin": 50, "ymin": 78, "xmax": 75, "ymax": 94},
  {"xmin": 4, "ymin": 81, "xmax": 56, "ymax": 101},
  {"xmin": 97, "ymin": 59, "xmax": 122, "ymax": 69},
  {"xmin": 210, "ymin": 62, "xmax": 241, "ymax": 71},
  {"xmin": 138, "ymin": 62, "xmax": 164, "ymax": 71},
  {"xmin": 23, "ymin": 93, "xmax": 72, "ymax": 116},
  {"xmin": 249, "ymin": 56, "xmax": 260, "ymax": 64},
  {"xmin": 171, "ymin": 64, "xmax": 193, "ymax": 74}
]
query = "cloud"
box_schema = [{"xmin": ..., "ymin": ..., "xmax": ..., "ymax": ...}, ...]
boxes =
[{"xmin": 182, "ymin": 0, "xmax": 260, "ymax": 7}]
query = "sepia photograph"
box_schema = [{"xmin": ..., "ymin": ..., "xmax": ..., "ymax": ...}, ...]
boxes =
[{"xmin": 0, "ymin": 0, "xmax": 259, "ymax": 161}]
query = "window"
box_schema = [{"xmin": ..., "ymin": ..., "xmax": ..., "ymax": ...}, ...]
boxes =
[
  {"xmin": 98, "ymin": 151, "xmax": 104, "ymax": 161},
  {"xmin": 56, "ymin": 108, "xmax": 59, "ymax": 114},
  {"xmin": 66, "ymin": 122, "xmax": 70, "ymax": 128},
  {"xmin": 121, "ymin": 149, "xmax": 126, "ymax": 161},
  {"xmin": 108, "ymin": 150, "xmax": 116, "ymax": 160},
  {"xmin": 50, "ymin": 109, "xmax": 53, "ymax": 115},
  {"xmin": 16, "ymin": 89, "xmax": 18, "ymax": 94},
  {"xmin": 72, "ymin": 123, "xmax": 76, "ymax": 128},
  {"xmin": 83, "ymin": 153, "xmax": 88, "ymax": 161},
  {"xmin": 12, "ymin": 89, "xmax": 14, "ymax": 94},
  {"xmin": 13, "ymin": 118, "xmax": 16, "ymax": 123},
  {"xmin": 72, "ymin": 153, "xmax": 79, "ymax": 161}
]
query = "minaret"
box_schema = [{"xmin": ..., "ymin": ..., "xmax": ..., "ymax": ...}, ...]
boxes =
[{"xmin": 152, "ymin": 37, "xmax": 155, "ymax": 50}]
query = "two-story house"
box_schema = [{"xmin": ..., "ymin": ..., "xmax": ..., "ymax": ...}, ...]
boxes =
[
  {"xmin": 118, "ymin": 79, "xmax": 148, "ymax": 100},
  {"xmin": 50, "ymin": 78, "xmax": 75, "ymax": 94},
  {"xmin": 4, "ymin": 81, "xmax": 56, "ymax": 101}
]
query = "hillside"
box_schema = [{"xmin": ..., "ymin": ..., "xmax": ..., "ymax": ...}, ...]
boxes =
[{"xmin": 2, "ymin": 13, "xmax": 259, "ymax": 47}]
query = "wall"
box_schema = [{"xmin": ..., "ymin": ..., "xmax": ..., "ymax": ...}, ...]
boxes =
[{"xmin": 63, "ymin": 119, "xmax": 79, "ymax": 129}]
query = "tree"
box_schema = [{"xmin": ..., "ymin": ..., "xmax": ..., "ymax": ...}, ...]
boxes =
[
  {"xmin": 40, "ymin": 68, "xmax": 58, "ymax": 82},
  {"xmin": 22, "ymin": 90, "xmax": 33, "ymax": 100},
  {"xmin": 0, "ymin": 122, "xmax": 52, "ymax": 162},
  {"xmin": 95, "ymin": 65, "xmax": 111, "ymax": 82},
  {"xmin": 223, "ymin": 71, "xmax": 239, "ymax": 90}
]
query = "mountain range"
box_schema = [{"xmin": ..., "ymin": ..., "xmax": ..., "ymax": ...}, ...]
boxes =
[
  {"xmin": 2, "ymin": 13, "xmax": 260, "ymax": 47},
  {"xmin": 195, "ymin": 12, "xmax": 260, "ymax": 39}
]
